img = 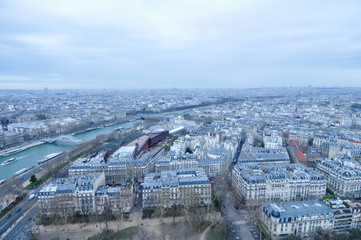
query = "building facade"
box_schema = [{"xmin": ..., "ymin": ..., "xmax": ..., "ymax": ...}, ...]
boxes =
[
  {"xmin": 155, "ymin": 149, "xmax": 231, "ymax": 177},
  {"xmin": 261, "ymin": 200, "xmax": 334, "ymax": 239},
  {"xmin": 232, "ymin": 163, "xmax": 326, "ymax": 203},
  {"xmin": 317, "ymin": 159, "xmax": 361, "ymax": 198},
  {"xmin": 142, "ymin": 168, "xmax": 211, "ymax": 208},
  {"xmin": 69, "ymin": 147, "xmax": 164, "ymax": 184},
  {"xmin": 38, "ymin": 173, "xmax": 105, "ymax": 216},
  {"xmin": 95, "ymin": 185, "xmax": 135, "ymax": 214}
]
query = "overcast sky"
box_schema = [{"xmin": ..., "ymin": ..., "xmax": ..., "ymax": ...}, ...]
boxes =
[{"xmin": 0, "ymin": 0, "xmax": 360, "ymax": 89}]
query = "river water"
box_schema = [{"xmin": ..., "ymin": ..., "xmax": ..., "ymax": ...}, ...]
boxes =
[{"xmin": 0, "ymin": 120, "xmax": 142, "ymax": 180}]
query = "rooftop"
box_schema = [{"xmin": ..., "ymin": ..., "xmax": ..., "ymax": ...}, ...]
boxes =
[{"xmin": 263, "ymin": 200, "xmax": 333, "ymax": 221}]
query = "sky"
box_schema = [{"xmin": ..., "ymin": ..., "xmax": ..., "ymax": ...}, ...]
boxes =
[{"xmin": 0, "ymin": 0, "xmax": 361, "ymax": 90}]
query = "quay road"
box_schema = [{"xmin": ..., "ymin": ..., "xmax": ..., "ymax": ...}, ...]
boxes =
[
  {"xmin": 0, "ymin": 191, "xmax": 38, "ymax": 239},
  {"xmin": 2, "ymin": 211, "xmax": 35, "ymax": 240}
]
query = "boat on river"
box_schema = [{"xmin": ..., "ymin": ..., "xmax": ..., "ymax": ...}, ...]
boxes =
[
  {"xmin": 1, "ymin": 157, "xmax": 17, "ymax": 166},
  {"xmin": 38, "ymin": 151, "xmax": 65, "ymax": 165}
]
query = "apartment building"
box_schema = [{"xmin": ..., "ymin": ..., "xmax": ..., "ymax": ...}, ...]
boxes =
[
  {"xmin": 142, "ymin": 168, "xmax": 211, "ymax": 208},
  {"xmin": 155, "ymin": 150, "xmax": 231, "ymax": 177},
  {"xmin": 232, "ymin": 163, "xmax": 326, "ymax": 202},
  {"xmin": 95, "ymin": 185, "xmax": 135, "ymax": 214},
  {"xmin": 69, "ymin": 147, "xmax": 164, "ymax": 184},
  {"xmin": 38, "ymin": 173, "xmax": 105, "ymax": 216},
  {"xmin": 317, "ymin": 159, "xmax": 361, "ymax": 198},
  {"xmin": 238, "ymin": 146, "xmax": 290, "ymax": 165},
  {"xmin": 261, "ymin": 200, "xmax": 334, "ymax": 239}
]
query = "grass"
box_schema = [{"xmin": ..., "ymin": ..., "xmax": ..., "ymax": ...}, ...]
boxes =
[
  {"xmin": 114, "ymin": 227, "xmax": 139, "ymax": 239},
  {"xmin": 25, "ymin": 162, "xmax": 69, "ymax": 189},
  {"xmin": 199, "ymin": 220, "xmax": 212, "ymax": 232},
  {"xmin": 205, "ymin": 225, "xmax": 232, "ymax": 240},
  {"xmin": 25, "ymin": 176, "xmax": 47, "ymax": 189},
  {"xmin": 87, "ymin": 226, "xmax": 139, "ymax": 240}
]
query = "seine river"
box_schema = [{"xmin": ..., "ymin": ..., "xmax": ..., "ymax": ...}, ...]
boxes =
[{"xmin": 0, "ymin": 120, "xmax": 142, "ymax": 180}]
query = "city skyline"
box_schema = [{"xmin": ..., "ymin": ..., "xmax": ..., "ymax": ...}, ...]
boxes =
[{"xmin": 1, "ymin": 0, "xmax": 361, "ymax": 89}]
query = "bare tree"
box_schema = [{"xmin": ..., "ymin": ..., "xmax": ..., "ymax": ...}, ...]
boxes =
[
  {"xmin": 247, "ymin": 200, "xmax": 261, "ymax": 229},
  {"xmin": 218, "ymin": 220, "xmax": 231, "ymax": 240},
  {"xmin": 0, "ymin": 179, "xmax": 15, "ymax": 207},
  {"xmin": 59, "ymin": 195, "xmax": 75, "ymax": 232}
]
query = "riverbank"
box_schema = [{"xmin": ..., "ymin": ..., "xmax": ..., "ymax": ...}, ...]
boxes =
[
  {"xmin": 0, "ymin": 117, "xmax": 140, "ymax": 158},
  {"xmin": 0, "ymin": 141, "xmax": 44, "ymax": 157},
  {"xmin": 0, "ymin": 119, "xmax": 143, "ymax": 180},
  {"xmin": 71, "ymin": 117, "xmax": 141, "ymax": 136}
]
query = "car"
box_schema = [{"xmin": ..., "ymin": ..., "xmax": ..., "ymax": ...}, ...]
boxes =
[
  {"xmin": 16, "ymin": 208, "xmax": 22, "ymax": 213},
  {"xmin": 234, "ymin": 203, "xmax": 242, "ymax": 209}
]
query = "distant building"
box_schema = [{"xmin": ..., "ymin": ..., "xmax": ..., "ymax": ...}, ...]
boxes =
[
  {"xmin": 232, "ymin": 163, "xmax": 326, "ymax": 202},
  {"xmin": 142, "ymin": 168, "xmax": 211, "ymax": 208},
  {"xmin": 288, "ymin": 139, "xmax": 307, "ymax": 164},
  {"xmin": 69, "ymin": 147, "xmax": 164, "ymax": 184},
  {"xmin": 261, "ymin": 200, "xmax": 334, "ymax": 239},
  {"xmin": 155, "ymin": 150, "xmax": 231, "ymax": 177},
  {"xmin": 263, "ymin": 131, "xmax": 283, "ymax": 149},
  {"xmin": 308, "ymin": 147, "xmax": 325, "ymax": 162},
  {"xmin": 238, "ymin": 145, "xmax": 290, "ymax": 165}
]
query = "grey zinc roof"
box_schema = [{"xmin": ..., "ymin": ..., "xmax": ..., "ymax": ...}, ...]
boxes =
[
  {"xmin": 235, "ymin": 163, "xmax": 325, "ymax": 183},
  {"xmin": 263, "ymin": 200, "xmax": 334, "ymax": 222},
  {"xmin": 142, "ymin": 168, "xmax": 210, "ymax": 189}
]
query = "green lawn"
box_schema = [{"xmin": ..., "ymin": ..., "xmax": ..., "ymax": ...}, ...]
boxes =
[
  {"xmin": 205, "ymin": 225, "xmax": 232, "ymax": 240},
  {"xmin": 88, "ymin": 226, "xmax": 139, "ymax": 240},
  {"xmin": 25, "ymin": 162, "xmax": 69, "ymax": 189},
  {"xmin": 114, "ymin": 226, "xmax": 139, "ymax": 239}
]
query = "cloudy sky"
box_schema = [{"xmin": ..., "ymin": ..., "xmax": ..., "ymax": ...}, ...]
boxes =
[{"xmin": 0, "ymin": 0, "xmax": 360, "ymax": 89}]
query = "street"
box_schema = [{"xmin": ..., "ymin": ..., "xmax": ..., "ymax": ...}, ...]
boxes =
[{"xmin": 0, "ymin": 196, "xmax": 37, "ymax": 239}]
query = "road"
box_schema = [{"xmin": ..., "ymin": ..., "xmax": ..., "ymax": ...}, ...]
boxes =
[
  {"xmin": 0, "ymin": 195, "xmax": 37, "ymax": 239},
  {"xmin": 132, "ymin": 185, "xmax": 143, "ymax": 214},
  {"xmin": 234, "ymin": 136, "xmax": 245, "ymax": 163},
  {"xmin": 222, "ymin": 194, "xmax": 255, "ymax": 240},
  {"xmin": 214, "ymin": 173, "xmax": 254, "ymax": 240},
  {"xmin": 2, "ymin": 210, "xmax": 35, "ymax": 240}
]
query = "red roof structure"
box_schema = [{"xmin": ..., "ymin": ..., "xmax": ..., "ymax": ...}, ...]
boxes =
[
  {"xmin": 289, "ymin": 139, "xmax": 298, "ymax": 147},
  {"xmin": 294, "ymin": 149, "xmax": 307, "ymax": 163}
]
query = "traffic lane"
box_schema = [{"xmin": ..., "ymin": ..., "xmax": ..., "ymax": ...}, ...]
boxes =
[
  {"xmin": 3, "ymin": 207, "xmax": 36, "ymax": 240},
  {"xmin": 232, "ymin": 207, "xmax": 255, "ymax": 240},
  {"xmin": 0, "ymin": 198, "xmax": 36, "ymax": 236},
  {"xmin": 3, "ymin": 217, "xmax": 29, "ymax": 240}
]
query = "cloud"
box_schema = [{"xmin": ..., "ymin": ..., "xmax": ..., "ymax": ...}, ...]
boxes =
[{"xmin": 0, "ymin": 0, "xmax": 360, "ymax": 89}]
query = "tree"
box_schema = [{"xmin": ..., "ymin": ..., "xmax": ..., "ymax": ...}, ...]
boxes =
[
  {"xmin": 218, "ymin": 220, "xmax": 231, "ymax": 240},
  {"xmin": 247, "ymin": 200, "xmax": 261, "ymax": 229},
  {"xmin": 1, "ymin": 117, "xmax": 9, "ymax": 131},
  {"xmin": 35, "ymin": 113, "xmax": 47, "ymax": 120},
  {"xmin": 185, "ymin": 147, "xmax": 193, "ymax": 154},
  {"xmin": 30, "ymin": 175, "xmax": 37, "ymax": 184}
]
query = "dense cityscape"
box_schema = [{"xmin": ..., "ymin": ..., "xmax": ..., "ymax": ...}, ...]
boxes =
[{"xmin": 0, "ymin": 88, "xmax": 361, "ymax": 240}]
